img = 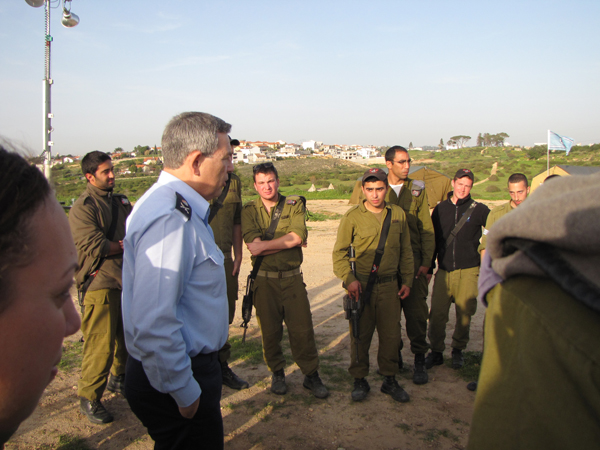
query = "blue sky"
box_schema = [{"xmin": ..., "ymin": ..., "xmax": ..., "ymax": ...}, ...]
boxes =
[{"xmin": 1, "ymin": 0, "xmax": 598, "ymax": 156}]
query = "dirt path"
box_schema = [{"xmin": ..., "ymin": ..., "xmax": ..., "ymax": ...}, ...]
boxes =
[
  {"xmin": 473, "ymin": 162, "xmax": 497, "ymax": 186},
  {"xmin": 8, "ymin": 200, "xmax": 492, "ymax": 450}
]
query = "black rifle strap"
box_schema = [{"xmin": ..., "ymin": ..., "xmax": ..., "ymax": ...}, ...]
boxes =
[
  {"xmin": 362, "ymin": 208, "xmax": 393, "ymax": 306},
  {"xmin": 248, "ymin": 194, "xmax": 287, "ymax": 281},
  {"xmin": 208, "ymin": 175, "xmax": 232, "ymax": 224},
  {"xmin": 80, "ymin": 196, "xmax": 120, "ymax": 297},
  {"xmin": 445, "ymin": 201, "xmax": 478, "ymax": 249}
]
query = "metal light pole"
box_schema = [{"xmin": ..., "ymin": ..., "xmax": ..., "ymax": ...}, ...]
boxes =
[{"xmin": 25, "ymin": 0, "xmax": 79, "ymax": 180}]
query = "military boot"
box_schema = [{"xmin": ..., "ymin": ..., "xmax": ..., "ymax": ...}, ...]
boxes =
[
  {"xmin": 425, "ymin": 351, "xmax": 444, "ymax": 369},
  {"xmin": 351, "ymin": 378, "xmax": 370, "ymax": 402},
  {"xmin": 106, "ymin": 374, "xmax": 126, "ymax": 396},
  {"xmin": 79, "ymin": 398, "xmax": 113, "ymax": 424},
  {"xmin": 381, "ymin": 376, "xmax": 410, "ymax": 403},
  {"xmin": 221, "ymin": 362, "xmax": 250, "ymax": 390},
  {"xmin": 451, "ymin": 348, "xmax": 464, "ymax": 369},
  {"xmin": 270, "ymin": 369, "xmax": 287, "ymax": 395},
  {"xmin": 413, "ymin": 353, "xmax": 428, "ymax": 385},
  {"xmin": 303, "ymin": 371, "xmax": 329, "ymax": 398}
]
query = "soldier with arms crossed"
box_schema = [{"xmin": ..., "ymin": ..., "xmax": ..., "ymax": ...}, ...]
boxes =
[{"xmin": 241, "ymin": 162, "xmax": 329, "ymax": 399}]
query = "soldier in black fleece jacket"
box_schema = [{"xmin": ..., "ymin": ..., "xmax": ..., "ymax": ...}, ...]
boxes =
[{"xmin": 425, "ymin": 169, "xmax": 489, "ymax": 369}]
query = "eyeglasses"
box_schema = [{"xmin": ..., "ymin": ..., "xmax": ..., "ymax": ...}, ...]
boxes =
[
  {"xmin": 253, "ymin": 162, "xmax": 274, "ymax": 173},
  {"xmin": 392, "ymin": 158, "xmax": 412, "ymax": 165}
]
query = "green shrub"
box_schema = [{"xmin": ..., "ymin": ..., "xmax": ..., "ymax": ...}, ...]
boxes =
[
  {"xmin": 485, "ymin": 185, "xmax": 501, "ymax": 192},
  {"xmin": 489, "ymin": 175, "xmax": 499, "ymax": 182}
]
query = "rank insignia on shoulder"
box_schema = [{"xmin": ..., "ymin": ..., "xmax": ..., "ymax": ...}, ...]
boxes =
[
  {"xmin": 120, "ymin": 197, "xmax": 130, "ymax": 206},
  {"xmin": 286, "ymin": 199, "xmax": 297, "ymax": 205},
  {"xmin": 411, "ymin": 189, "xmax": 422, "ymax": 197},
  {"xmin": 175, "ymin": 192, "xmax": 192, "ymax": 220}
]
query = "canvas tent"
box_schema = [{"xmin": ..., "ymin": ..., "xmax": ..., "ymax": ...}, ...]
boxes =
[
  {"xmin": 531, "ymin": 165, "xmax": 600, "ymax": 193},
  {"xmin": 348, "ymin": 165, "xmax": 452, "ymax": 209}
]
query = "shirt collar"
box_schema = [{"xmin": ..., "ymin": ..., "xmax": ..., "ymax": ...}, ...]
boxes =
[{"xmin": 157, "ymin": 171, "xmax": 210, "ymax": 223}]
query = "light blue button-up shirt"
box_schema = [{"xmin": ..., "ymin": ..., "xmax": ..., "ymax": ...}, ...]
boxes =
[{"xmin": 122, "ymin": 171, "xmax": 228, "ymax": 408}]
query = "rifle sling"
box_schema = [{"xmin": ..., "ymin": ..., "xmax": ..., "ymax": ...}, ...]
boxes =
[
  {"xmin": 248, "ymin": 194, "xmax": 287, "ymax": 282},
  {"xmin": 208, "ymin": 175, "xmax": 232, "ymax": 224},
  {"xmin": 445, "ymin": 201, "xmax": 478, "ymax": 249},
  {"xmin": 361, "ymin": 208, "xmax": 393, "ymax": 306}
]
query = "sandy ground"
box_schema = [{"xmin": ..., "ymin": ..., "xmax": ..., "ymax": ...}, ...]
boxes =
[{"xmin": 7, "ymin": 199, "xmax": 500, "ymax": 450}]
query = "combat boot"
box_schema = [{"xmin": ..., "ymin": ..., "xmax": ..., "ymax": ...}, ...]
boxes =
[
  {"xmin": 222, "ymin": 362, "xmax": 250, "ymax": 390},
  {"xmin": 106, "ymin": 374, "xmax": 126, "ymax": 396},
  {"xmin": 79, "ymin": 398, "xmax": 113, "ymax": 424},
  {"xmin": 303, "ymin": 371, "xmax": 329, "ymax": 398},
  {"xmin": 425, "ymin": 351, "xmax": 444, "ymax": 369},
  {"xmin": 351, "ymin": 378, "xmax": 370, "ymax": 402},
  {"xmin": 381, "ymin": 376, "xmax": 410, "ymax": 403},
  {"xmin": 270, "ymin": 369, "xmax": 287, "ymax": 395},
  {"xmin": 451, "ymin": 348, "xmax": 464, "ymax": 369},
  {"xmin": 413, "ymin": 353, "xmax": 428, "ymax": 385}
]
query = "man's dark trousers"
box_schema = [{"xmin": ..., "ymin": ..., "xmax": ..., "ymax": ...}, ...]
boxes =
[{"xmin": 125, "ymin": 353, "xmax": 224, "ymax": 450}]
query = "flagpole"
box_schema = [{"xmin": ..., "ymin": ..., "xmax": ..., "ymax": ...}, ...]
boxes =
[{"xmin": 547, "ymin": 130, "xmax": 550, "ymax": 176}]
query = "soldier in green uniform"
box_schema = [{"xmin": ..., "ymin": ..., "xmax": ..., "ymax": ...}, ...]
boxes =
[
  {"xmin": 384, "ymin": 146, "xmax": 435, "ymax": 384},
  {"xmin": 209, "ymin": 138, "xmax": 249, "ymax": 390},
  {"xmin": 332, "ymin": 168, "xmax": 414, "ymax": 402},
  {"xmin": 241, "ymin": 162, "xmax": 329, "ymax": 399},
  {"xmin": 464, "ymin": 173, "xmax": 529, "ymax": 392},
  {"xmin": 479, "ymin": 173, "xmax": 529, "ymax": 259},
  {"xmin": 69, "ymin": 151, "xmax": 132, "ymax": 424}
]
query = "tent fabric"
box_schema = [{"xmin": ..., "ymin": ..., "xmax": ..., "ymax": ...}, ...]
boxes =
[{"xmin": 348, "ymin": 166, "xmax": 452, "ymax": 209}]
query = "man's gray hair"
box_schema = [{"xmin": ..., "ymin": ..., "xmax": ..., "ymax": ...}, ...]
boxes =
[{"xmin": 161, "ymin": 112, "xmax": 232, "ymax": 169}]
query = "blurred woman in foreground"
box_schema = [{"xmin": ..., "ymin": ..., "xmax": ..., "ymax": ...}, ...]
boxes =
[{"xmin": 0, "ymin": 144, "xmax": 81, "ymax": 447}]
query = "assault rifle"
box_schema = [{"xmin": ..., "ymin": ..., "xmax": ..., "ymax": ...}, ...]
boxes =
[
  {"xmin": 343, "ymin": 244, "xmax": 361, "ymax": 363},
  {"xmin": 240, "ymin": 274, "xmax": 254, "ymax": 344}
]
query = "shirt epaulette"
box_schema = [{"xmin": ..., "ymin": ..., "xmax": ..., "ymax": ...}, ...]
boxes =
[
  {"xmin": 113, "ymin": 193, "xmax": 131, "ymax": 206},
  {"xmin": 175, "ymin": 192, "xmax": 192, "ymax": 221}
]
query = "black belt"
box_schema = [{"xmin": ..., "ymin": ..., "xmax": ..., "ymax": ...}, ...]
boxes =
[
  {"xmin": 191, "ymin": 351, "xmax": 218, "ymax": 362},
  {"xmin": 356, "ymin": 273, "xmax": 398, "ymax": 284}
]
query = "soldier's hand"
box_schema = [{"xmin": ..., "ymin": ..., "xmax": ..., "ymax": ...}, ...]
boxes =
[
  {"xmin": 415, "ymin": 266, "xmax": 429, "ymax": 279},
  {"xmin": 232, "ymin": 258, "xmax": 242, "ymax": 276},
  {"xmin": 398, "ymin": 285, "xmax": 410, "ymax": 300},
  {"xmin": 246, "ymin": 241, "xmax": 265, "ymax": 256},
  {"xmin": 426, "ymin": 274, "xmax": 432, "ymax": 284},
  {"xmin": 348, "ymin": 280, "xmax": 362, "ymax": 301},
  {"xmin": 179, "ymin": 396, "xmax": 200, "ymax": 419}
]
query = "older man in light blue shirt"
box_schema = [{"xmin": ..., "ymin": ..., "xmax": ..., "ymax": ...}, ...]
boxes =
[{"xmin": 122, "ymin": 112, "xmax": 233, "ymax": 449}]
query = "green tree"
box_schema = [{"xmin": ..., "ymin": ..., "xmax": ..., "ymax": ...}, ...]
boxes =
[
  {"xmin": 476, "ymin": 133, "xmax": 483, "ymax": 146},
  {"xmin": 450, "ymin": 135, "xmax": 472, "ymax": 148},
  {"xmin": 409, "ymin": 142, "xmax": 413, "ymax": 149},
  {"xmin": 438, "ymin": 138, "xmax": 444, "ymax": 150}
]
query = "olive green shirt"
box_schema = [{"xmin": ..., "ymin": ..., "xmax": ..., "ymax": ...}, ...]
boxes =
[
  {"xmin": 332, "ymin": 201, "xmax": 414, "ymax": 288},
  {"xmin": 241, "ymin": 194, "xmax": 307, "ymax": 272},
  {"xmin": 209, "ymin": 173, "xmax": 242, "ymax": 257},
  {"xmin": 69, "ymin": 183, "xmax": 132, "ymax": 291},
  {"xmin": 357, "ymin": 178, "xmax": 435, "ymax": 266},
  {"xmin": 479, "ymin": 201, "xmax": 514, "ymax": 253}
]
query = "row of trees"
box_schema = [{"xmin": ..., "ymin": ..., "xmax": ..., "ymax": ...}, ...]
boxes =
[{"xmin": 476, "ymin": 132, "xmax": 510, "ymax": 147}]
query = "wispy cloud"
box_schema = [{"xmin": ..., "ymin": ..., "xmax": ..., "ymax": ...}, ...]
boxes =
[{"xmin": 148, "ymin": 55, "xmax": 231, "ymax": 72}]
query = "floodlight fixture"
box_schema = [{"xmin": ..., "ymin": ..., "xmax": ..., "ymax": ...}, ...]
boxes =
[{"xmin": 61, "ymin": 0, "xmax": 79, "ymax": 28}]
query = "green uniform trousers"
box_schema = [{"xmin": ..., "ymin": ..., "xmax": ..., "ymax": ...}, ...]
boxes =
[
  {"xmin": 253, "ymin": 273, "xmax": 319, "ymax": 375},
  {"xmin": 349, "ymin": 279, "xmax": 402, "ymax": 379},
  {"xmin": 468, "ymin": 277, "xmax": 600, "ymax": 450},
  {"xmin": 78, "ymin": 288, "xmax": 128, "ymax": 401},
  {"xmin": 399, "ymin": 254, "xmax": 430, "ymax": 355},
  {"xmin": 218, "ymin": 257, "xmax": 239, "ymax": 364},
  {"xmin": 428, "ymin": 267, "xmax": 479, "ymax": 353}
]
